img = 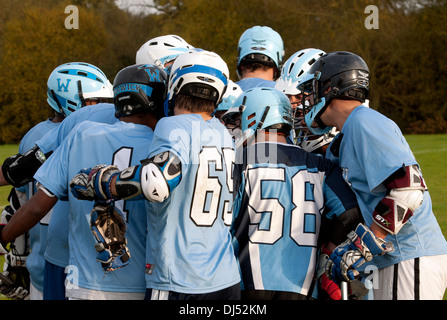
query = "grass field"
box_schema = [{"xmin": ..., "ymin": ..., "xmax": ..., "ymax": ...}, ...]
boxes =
[{"xmin": 0, "ymin": 135, "xmax": 446, "ymax": 300}]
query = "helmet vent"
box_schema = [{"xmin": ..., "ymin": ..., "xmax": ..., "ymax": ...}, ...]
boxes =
[{"xmin": 288, "ymin": 63, "xmax": 295, "ymax": 74}]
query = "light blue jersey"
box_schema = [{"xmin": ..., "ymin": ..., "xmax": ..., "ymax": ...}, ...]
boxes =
[
  {"xmin": 231, "ymin": 142, "xmax": 359, "ymax": 297},
  {"xmin": 326, "ymin": 105, "xmax": 447, "ymax": 269},
  {"xmin": 34, "ymin": 120, "xmax": 151, "ymax": 295},
  {"xmin": 36, "ymin": 103, "xmax": 117, "ymax": 155},
  {"xmin": 18, "ymin": 118, "xmax": 60, "ymax": 292},
  {"xmin": 34, "ymin": 103, "xmax": 117, "ymax": 268},
  {"xmin": 236, "ymin": 78, "xmax": 275, "ymax": 92},
  {"xmin": 144, "ymin": 114, "xmax": 240, "ymax": 294}
]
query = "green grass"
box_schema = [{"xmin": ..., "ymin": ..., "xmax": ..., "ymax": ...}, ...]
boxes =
[
  {"xmin": 0, "ymin": 136, "xmax": 446, "ymax": 300},
  {"xmin": 0, "ymin": 145, "xmax": 19, "ymax": 300},
  {"xmin": 0, "ymin": 144, "xmax": 19, "ymax": 210},
  {"xmin": 405, "ymin": 134, "xmax": 447, "ymax": 239}
]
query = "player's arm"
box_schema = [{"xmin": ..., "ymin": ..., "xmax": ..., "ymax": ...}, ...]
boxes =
[
  {"xmin": 1, "ymin": 146, "xmax": 52, "ymax": 188},
  {"xmin": 372, "ymin": 164, "xmax": 425, "ymax": 235},
  {"xmin": 0, "ymin": 170, "xmax": 8, "ymax": 186},
  {"xmin": 70, "ymin": 151, "xmax": 182, "ymax": 202},
  {"xmin": 323, "ymin": 164, "xmax": 425, "ymax": 284},
  {"xmin": 0, "ymin": 187, "xmax": 57, "ymax": 252}
]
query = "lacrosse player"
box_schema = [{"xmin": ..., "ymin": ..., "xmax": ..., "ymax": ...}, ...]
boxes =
[
  {"xmin": 0, "ymin": 64, "xmax": 168, "ymax": 299},
  {"xmin": 236, "ymin": 26, "xmax": 284, "ymax": 91},
  {"xmin": 0, "ymin": 35, "xmax": 193, "ymax": 189},
  {"xmin": 275, "ymin": 48, "xmax": 338, "ymax": 154},
  {"xmin": 0, "ymin": 35, "xmax": 193, "ymax": 300},
  {"xmin": 230, "ymin": 87, "xmax": 362, "ymax": 300},
  {"xmin": 299, "ymin": 51, "xmax": 447, "ymax": 299},
  {"xmin": 0, "ymin": 62, "xmax": 113, "ymax": 300},
  {"xmin": 70, "ymin": 50, "xmax": 241, "ymax": 300}
]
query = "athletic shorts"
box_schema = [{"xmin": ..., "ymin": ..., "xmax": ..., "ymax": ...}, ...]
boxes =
[
  {"xmin": 43, "ymin": 260, "xmax": 67, "ymax": 300},
  {"xmin": 372, "ymin": 254, "xmax": 447, "ymax": 300}
]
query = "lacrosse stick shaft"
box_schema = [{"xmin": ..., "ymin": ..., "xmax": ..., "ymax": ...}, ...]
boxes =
[
  {"xmin": 341, "ymin": 281, "xmax": 349, "ymax": 300},
  {"xmin": 0, "ymin": 271, "xmax": 14, "ymax": 287}
]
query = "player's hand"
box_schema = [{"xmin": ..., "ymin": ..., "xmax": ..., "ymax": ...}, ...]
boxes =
[
  {"xmin": 70, "ymin": 165, "xmax": 119, "ymax": 201},
  {"xmin": 326, "ymin": 223, "xmax": 392, "ymax": 283},
  {"xmin": 90, "ymin": 202, "xmax": 130, "ymax": 273},
  {"xmin": 0, "ymin": 257, "xmax": 30, "ymax": 300},
  {"xmin": 0, "ymin": 225, "xmax": 9, "ymax": 255},
  {"xmin": 317, "ymin": 246, "xmax": 341, "ymax": 300}
]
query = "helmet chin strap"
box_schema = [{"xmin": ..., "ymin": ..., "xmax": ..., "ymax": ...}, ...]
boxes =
[
  {"xmin": 50, "ymin": 89, "xmax": 65, "ymax": 116},
  {"xmin": 77, "ymin": 80, "xmax": 86, "ymax": 107}
]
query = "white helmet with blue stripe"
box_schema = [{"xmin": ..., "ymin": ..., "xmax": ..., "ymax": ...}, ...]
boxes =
[
  {"xmin": 237, "ymin": 26, "xmax": 284, "ymax": 79},
  {"xmin": 165, "ymin": 49, "xmax": 229, "ymax": 116},
  {"xmin": 46, "ymin": 62, "xmax": 113, "ymax": 117},
  {"xmin": 275, "ymin": 48, "xmax": 325, "ymax": 96},
  {"xmin": 136, "ymin": 35, "xmax": 194, "ymax": 75},
  {"xmin": 236, "ymin": 87, "xmax": 292, "ymax": 145}
]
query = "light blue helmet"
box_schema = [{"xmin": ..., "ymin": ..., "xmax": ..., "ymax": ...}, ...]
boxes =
[
  {"xmin": 237, "ymin": 26, "xmax": 284, "ymax": 79},
  {"xmin": 216, "ymin": 80, "xmax": 243, "ymax": 112},
  {"xmin": 236, "ymin": 87, "xmax": 292, "ymax": 144},
  {"xmin": 275, "ymin": 48, "xmax": 325, "ymax": 96},
  {"xmin": 47, "ymin": 62, "xmax": 113, "ymax": 117}
]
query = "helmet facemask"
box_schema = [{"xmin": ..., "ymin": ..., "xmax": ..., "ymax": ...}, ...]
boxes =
[{"xmin": 299, "ymin": 71, "xmax": 333, "ymax": 135}]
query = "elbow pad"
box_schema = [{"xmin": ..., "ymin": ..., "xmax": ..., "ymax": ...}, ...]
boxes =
[
  {"xmin": 1, "ymin": 146, "xmax": 52, "ymax": 187},
  {"xmin": 141, "ymin": 163, "xmax": 170, "ymax": 202},
  {"xmin": 373, "ymin": 165, "xmax": 425, "ymax": 235},
  {"xmin": 141, "ymin": 151, "xmax": 182, "ymax": 202},
  {"xmin": 113, "ymin": 151, "xmax": 182, "ymax": 203}
]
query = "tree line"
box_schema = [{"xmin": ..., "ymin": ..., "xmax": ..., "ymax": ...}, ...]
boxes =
[{"xmin": 0, "ymin": 0, "xmax": 446, "ymax": 143}]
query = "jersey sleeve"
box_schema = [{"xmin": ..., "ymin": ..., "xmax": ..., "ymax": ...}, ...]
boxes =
[
  {"xmin": 348, "ymin": 111, "xmax": 417, "ymax": 192},
  {"xmin": 33, "ymin": 124, "xmax": 80, "ymax": 200},
  {"xmin": 35, "ymin": 103, "xmax": 116, "ymax": 154},
  {"xmin": 149, "ymin": 117, "xmax": 191, "ymax": 172}
]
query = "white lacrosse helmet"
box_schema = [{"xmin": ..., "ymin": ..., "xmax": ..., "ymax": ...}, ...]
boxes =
[
  {"xmin": 216, "ymin": 80, "xmax": 243, "ymax": 112},
  {"xmin": 275, "ymin": 48, "xmax": 325, "ymax": 96},
  {"xmin": 165, "ymin": 49, "xmax": 229, "ymax": 116},
  {"xmin": 135, "ymin": 35, "xmax": 194, "ymax": 73},
  {"xmin": 298, "ymin": 126, "xmax": 338, "ymax": 153}
]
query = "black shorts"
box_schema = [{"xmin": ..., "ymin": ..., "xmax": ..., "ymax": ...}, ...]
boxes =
[{"xmin": 242, "ymin": 289, "xmax": 311, "ymax": 300}]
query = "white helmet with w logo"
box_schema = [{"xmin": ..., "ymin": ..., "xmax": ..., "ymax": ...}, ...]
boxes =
[{"xmin": 46, "ymin": 62, "xmax": 113, "ymax": 117}]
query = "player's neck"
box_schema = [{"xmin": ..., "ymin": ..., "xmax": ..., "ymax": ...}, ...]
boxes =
[
  {"xmin": 174, "ymin": 108, "xmax": 212, "ymax": 121},
  {"xmin": 324, "ymin": 99, "xmax": 362, "ymax": 131},
  {"xmin": 120, "ymin": 113, "xmax": 158, "ymax": 130},
  {"xmin": 252, "ymin": 131, "xmax": 288, "ymax": 144},
  {"xmin": 240, "ymin": 69, "xmax": 274, "ymax": 81}
]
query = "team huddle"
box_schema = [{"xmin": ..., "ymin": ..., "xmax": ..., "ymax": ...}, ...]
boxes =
[{"xmin": 0, "ymin": 26, "xmax": 446, "ymax": 301}]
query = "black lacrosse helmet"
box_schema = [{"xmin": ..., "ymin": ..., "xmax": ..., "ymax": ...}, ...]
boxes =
[
  {"xmin": 299, "ymin": 51, "xmax": 370, "ymax": 134},
  {"xmin": 113, "ymin": 64, "xmax": 168, "ymax": 119}
]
